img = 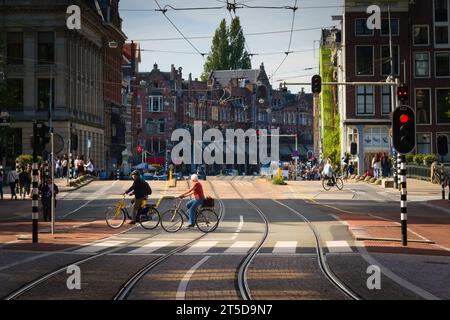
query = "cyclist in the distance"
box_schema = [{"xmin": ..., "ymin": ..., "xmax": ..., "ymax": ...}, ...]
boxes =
[
  {"xmin": 179, "ymin": 174, "xmax": 205, "ymax": 228},
  {"xmin": 322, "ymin": 160, "xmax": 336, "ymax": 185},
  {"xmin": 122, "ymin": 170, "xmax": 152, "ymax": 224}
]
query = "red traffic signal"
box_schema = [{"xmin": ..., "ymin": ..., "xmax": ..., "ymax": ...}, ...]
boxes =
[
  {"xmin": 392, "ymin": 106, "xmax": 415, "ymax": 154},
  {"xmin": 399, "ymin": 114, "xmax": 409, "ymax": 124},
  {"xmin": 137, "ymin": 146, "xmax": 143, "ymax": 153},
  {"xmin": 397, "ymin": 85, "xmax": 408, "ymax": 103}
]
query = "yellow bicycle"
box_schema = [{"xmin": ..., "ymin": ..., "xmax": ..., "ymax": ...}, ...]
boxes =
[{"xmin": 105, "ymin": 195, "xmax": 160, "ymax": 229}]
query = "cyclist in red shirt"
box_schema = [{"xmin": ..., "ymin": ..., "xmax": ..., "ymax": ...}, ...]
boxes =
[{"xmin": 179, "ymin": 174, "xmax": 205, "ymax": 227}]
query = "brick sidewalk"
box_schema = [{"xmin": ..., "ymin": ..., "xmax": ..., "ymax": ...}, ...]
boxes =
[{"xmin": 0, "ymin": 219, "xmax": 134, "ymax": 251}]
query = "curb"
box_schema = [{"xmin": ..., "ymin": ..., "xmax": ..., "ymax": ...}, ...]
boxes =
[{"xmin": 59, "ymin": 177, "xmax": 95, "ymax": 193}]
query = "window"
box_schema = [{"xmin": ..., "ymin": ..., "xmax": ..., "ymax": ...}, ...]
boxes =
[
  {"xmin": 146, "ymin": 119, "xmax": 154, "ymax": 134},
  {"xmin": 436, "ymin": 52, "xmax": 450, "ymax": 77},
  {"xmin": 415, "ymin": 89, "xmax": 431, "ymax": 125},
  {"xmin": 3, "ymin": 79, "xmax": 24, "ymax": 111},
  {"xmin": 414, "ymin": 53, "xmax": 430, "ymax": 77},
  {"xmin": 148, "ymin": 95, "xmax": 163, "ymax": 112},
  {"xmin": 37, "ymin": 78, "xmax": 55, "ymax": 111},
  {"xmin": 381, "ymin": 19, "xmax": 399, "ymax": 36},
  {"xmin": 356, "ymin": 86, "xmax": 374, "ymax": 115},
  {"xmin": 437, "ymin": 133, "xmax": 450, "ymax": 161},
  {"xmin": 6, "ymin": 32, "xmax": 23, "ymax": 65},
  {"xmin": 381, "ymin": 46, "xmax": 399, "ymax": 75},
  {"xmin": 435, "ymin": 0, "xmax": 448, "ymax": 22},
  {"xmin": 37, "ymin": 32, "xmax": 55, "ymax": 64},
  {"xmin": 381, "ymin": 86, "xmax": 392, "ymax": 114},
  {"xmin": 355, "ymin": 46, "xmax": 373, "ymax": 75},
  {"xmin": 417, "ymin": 133, "xmax": 432, "ymax": 154},
  {"xmin": 436, "ymin": 89, "xmax": 450, "ymax": 123},
  {"xmin": 157, "ymin": 118, "xmax": 165, "ymax": 133},
  {"xmin": 413, "ymin": 25, "xmax": 430, "ymax": 46},
  {"xmin": 355, "ymin": 19, "xmax": 373, "ymax": 36},
  {"xmin": 363, "ymin": 127, "xmax": 389, "ymax": 147},
  {"xmin": 434, "ymin": 0, "xmax": 450, "ymax": 46}
]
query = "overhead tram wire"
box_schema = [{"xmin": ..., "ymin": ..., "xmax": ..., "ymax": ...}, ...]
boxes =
[
  {"xmin": 153, "ymin": 0, "xmax": 207, "ymax": 59},
  {"xmin": 226, "ymin": 0, "xmax": 254, "ymax": 59},
  {"xmin": 130, "ymin": 26, "xmax": 335, "ymax": 42},
  {"xmin": 270, "ymin": 0, "xmax": 298, "ymax": 82}
]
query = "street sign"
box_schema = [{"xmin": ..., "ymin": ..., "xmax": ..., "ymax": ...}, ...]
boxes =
[
  {"xmin": 45, "ymin": 133, "xmax": 64, "ymax": 154},
  {"xmin": 293, "ymin": 150, "xmax": 299, "ymax": 157},
  {"xmin": 292, "ymin": 156, "xmax": 299, "ymax": 160}
]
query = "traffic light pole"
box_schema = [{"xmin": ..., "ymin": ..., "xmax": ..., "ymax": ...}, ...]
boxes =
[
  {"xmin": 32, "ymin": 122, "xmax": 39, "ymax": 243},
  {"xmin": 399, "ymin": 154, "xmax": 408, "ymax": 246}
]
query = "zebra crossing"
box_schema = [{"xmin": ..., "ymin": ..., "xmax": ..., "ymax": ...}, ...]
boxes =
[{"xmin": 73, "ymin": 238, "xmax": 355, "ymax": 255}]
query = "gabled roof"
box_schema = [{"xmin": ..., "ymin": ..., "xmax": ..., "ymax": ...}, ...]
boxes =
[{"xmin": 209, "ymin": 63, "xmax": 269, "ymax": 87}]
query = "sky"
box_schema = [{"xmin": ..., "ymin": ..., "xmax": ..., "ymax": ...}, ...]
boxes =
[{"xmin": 119, "ymin": 0, "xmax": 343, "ymax": 93}]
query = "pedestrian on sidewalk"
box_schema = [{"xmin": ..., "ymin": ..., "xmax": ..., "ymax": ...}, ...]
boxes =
[
  {"xmin": 39, "ymin": 177, "xmax": 59, "ymax": 222},
  {"xmin": 0, "ymin": 169, "xmax": 4, "ymax": 200},
  {"xmin": 7, "ymin": 168, "xmax": 19, "ymax": 200},
  {"xmin": 18, "ymin": 167, "xmax": 31, "ymax": 199},
  {"xmin": 62, "ymin": 155, "xmax": 68, "ymax": 178}
]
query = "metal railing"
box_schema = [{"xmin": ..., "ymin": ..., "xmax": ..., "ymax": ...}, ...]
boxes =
[{"xmin": 406, "ymin": 164, "xmax": 450, "ymax": 183}]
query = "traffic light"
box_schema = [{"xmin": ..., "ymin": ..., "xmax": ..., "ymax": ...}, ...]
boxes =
[
  {"xmin": 397, "ymin": 85, "xmax": 409, "ymax": 103},
  {"xmin": 137, "ymin": 145, "xmax": 143, "ymax": 153},
  {"xmin": 40, "ymin": 124, "xmax": 51, "ymax": 146},
  {"xmin": 311, "ymin": 75, "xmax": 322, "ymax": 94},
  {"xmin": 392, "ymin": 106, "xmax": 416, "ymax": 154},
  {"xmin": 437, "ymin": 135, "xmax": 449, "ymax": 157}
]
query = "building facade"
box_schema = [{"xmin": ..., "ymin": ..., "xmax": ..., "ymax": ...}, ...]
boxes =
[{"xmin": 0, "ymin": 0, "xmax": 118, "ymax": 170}]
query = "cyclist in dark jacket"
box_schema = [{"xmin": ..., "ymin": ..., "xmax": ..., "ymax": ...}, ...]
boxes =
[{"xmin": 122, "ymin": 170, "xmax": 152, "ymax": 224}]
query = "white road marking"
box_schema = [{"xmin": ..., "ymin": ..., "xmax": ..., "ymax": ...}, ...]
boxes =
[
  {"xmin": 224, "ymin": 241, "xmax": 256, "ymax": 254},
  {"xmin": 231, "ymin": 216, "xmax": 244, "ymax": 240},
  {"xmin": 176, "ymin": 256, "xmax": 211, "ymax": 300},
  {"xmin": 128, "ymin": 241, "xmax": 173, "ymax": 254},
  {"xmin": 272, "ymin": 241, "xmax": 297, "ymax": 254},
  {"xmin": 74, "ymin": 240, "xmax": 125, "ymax": 253},
  {"xmin": 326, "ymin": 240, "xmax": 353, "ymax": 253},
  {"xmin": 183, "ymin": 241, "xmax": 218, "ymax": 254}
]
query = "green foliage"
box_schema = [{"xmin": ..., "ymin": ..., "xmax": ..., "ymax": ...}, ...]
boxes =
[
  {"xmin": 424, "ymin": 154, "xmax": 438, "ymax": 167},
  {"xmin": 406, "ymin": 154, "xmax": 415, "ymax": 163},
  {"xmin": 413, "ymin": 154, "xmax": 425, "ymax": 165},
  {"xmin": 272, "ymin": 175, "xmax": 287, "ymax": 185},
  {"xmin": 320, "ymin": 46, "xmax": 340, "ymax": 166},
  {"xmin": 201, "ymin": 17, "xmax": 251, "ymax": 80},
  {"xmin": 16, "ymin": 154, "xmax": 43, "ymax": 168}
]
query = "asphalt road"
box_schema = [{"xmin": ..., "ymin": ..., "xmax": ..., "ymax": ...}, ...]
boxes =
[{"xmin": 0, "ymin": 177, "xmax": 448, "ymax": 300}]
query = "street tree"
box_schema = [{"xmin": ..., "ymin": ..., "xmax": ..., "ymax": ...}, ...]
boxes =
[{"xmin": 201, "ymin": 17, "xmax": 251, "ymax": 81}]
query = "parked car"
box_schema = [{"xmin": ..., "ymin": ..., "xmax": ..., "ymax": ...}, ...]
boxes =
[{"xmin": 223, "ymin": 169, "xmax": 238, "ymax": 176}]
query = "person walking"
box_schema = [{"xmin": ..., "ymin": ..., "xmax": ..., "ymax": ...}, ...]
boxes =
[
  {"xmin": 122, "ymin": 170, "xmax": 152, "ymax": 224},
  {"xmin": 179, "ymin": 174, "xmax": 206, "ymax": 228},
  {"xmin": 7, "ymin": 168, "xmax": 19, "ymax": 200},
  {"xmin": 39, "ymin": 177, "xmax": 59, "ymax": 222},
  {"xmin": 62, "ymin": 156, "xmax": 68, "ymax": 179},
  {"xmin": 18, "ymin": 167, "xmax": 31, "ymax": 199}
]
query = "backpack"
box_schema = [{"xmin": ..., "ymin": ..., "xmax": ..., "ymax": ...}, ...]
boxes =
[{"xmin": 144, "ymin": 181, "xmax": 152, "ymax": 196}]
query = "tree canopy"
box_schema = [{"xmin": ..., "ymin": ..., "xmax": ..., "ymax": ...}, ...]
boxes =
[{"xmin": 201, "ymin": 17, "xmax": 251, "ymax": 81}]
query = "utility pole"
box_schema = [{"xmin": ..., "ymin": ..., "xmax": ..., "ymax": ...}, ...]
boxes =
[{"xmin": 49, "ymin": 70, "xmax": 55, "ymax": 234}]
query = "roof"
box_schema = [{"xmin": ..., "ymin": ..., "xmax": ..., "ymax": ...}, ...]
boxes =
[{"xmin": 209, "ymin": 65, "xmax": 269, "ymax": 87}]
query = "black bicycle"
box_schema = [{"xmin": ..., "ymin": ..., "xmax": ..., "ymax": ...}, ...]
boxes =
[
  {"xmin": 160, "ymin": 197, "xmax": 219, "ymax": 233},
  {"xmin": 322, "ymin": 172, "xmax": 344, "ymax": 191}
]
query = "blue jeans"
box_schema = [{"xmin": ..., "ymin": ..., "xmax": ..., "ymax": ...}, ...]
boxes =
[{"xmin": 186, "ymin": 198, "xmax": 204, "ymax": 225}]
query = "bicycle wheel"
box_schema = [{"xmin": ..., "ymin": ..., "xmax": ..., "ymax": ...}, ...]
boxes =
[
  {"xmin": 335, "ymin": 178, "xmax": 344, "ymax": 190},
  {"xmin": 322, "ymin": 178, "xmax": 332, "ymax": 191},
  {"xmin": 161, "ymin": 209, "xmax": 184, "ymax": 232},
  {"xmin": 139, "ymin": 208, "xmax": 160, "ymax": 230},
  {"xmin": 196, "ymin": 209, "xmax": 219, "ymax": 233},
  {"xmin": 105, "ymin": 206, "xmax": 126, "ymax": 229}
]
